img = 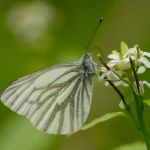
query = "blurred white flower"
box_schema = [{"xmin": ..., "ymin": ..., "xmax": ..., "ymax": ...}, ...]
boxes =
[
  {"xmin": 99, "ymin": 42, "xmax": 150, "ymax": 89},
  {"xmin": 107, "ymin": 42, "xmax": 131, "ymax": 70},
  {"xmin": 7, "ymin": 1, "xmax": 55, "ymax": 43},
  {"xmin": 107, "ymin": 52, "xmax": 131, "ymax": 70},
  {"xmin": 100, "ymin": 67, "xmax": 119, "ymax": 81},
  {"xmin": 107, "ymin": 43, "xmax": 150, "ymax": 73}
]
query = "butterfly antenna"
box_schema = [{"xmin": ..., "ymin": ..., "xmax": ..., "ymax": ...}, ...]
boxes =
[
  {"xmin": 86, "ymin": 17, "xmax": 104, "ymax": 52},
  {"xmin": 84, "ymin": 50, "xmax": 88, "ymax": 54}
]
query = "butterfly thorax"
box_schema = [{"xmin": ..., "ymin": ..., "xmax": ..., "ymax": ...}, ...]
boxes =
[{"xmin": 81, "ymin": 53, "xmax": 96, "ymax": 76}]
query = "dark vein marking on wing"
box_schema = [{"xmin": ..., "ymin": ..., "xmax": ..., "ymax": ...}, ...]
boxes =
[
  {"xmin": 6, "ymin": 66, "xmax": 80, "ymax": 93},
  {"xmin": 70, "ymin": 94, "xmax": 75, "ymax": 132},
  {"xmin": 26, "ymin": 74, "xmax": 81, "ymax": 120},
  {"xmin": 1, "ymin": 63, "xmax": 93, "ymax": 134},
  {"xmin": 81, "ymin": 77, "xmax": 85, "ymax": 123},
  {"xmin": 58, "ymin": 109, "xmax": 65, "ymax": 134},
  {"xmin": 33, "ymin": 75, "xmax": 81, "ymax": 130},
  {"xmin": 13, "ymin": 63, "xmax": 80, "ymax": 84},
  {"xmin": 4, "ymin": 82, "xmax": 32, "ymax": 105},
  {"xmin": 84, "ymin": 77, "xmax": 91, "ymax": 105},
  {"xmin": 76, "ymin": 84, "xmax": 81, "ymax": 129},
  {"xmin": 2, "ymin": 65, "xmax": 80, "ymax": 106},
  {"xmin": 42, "ymin": 77, "xmax": 82, "ymax": 133}
]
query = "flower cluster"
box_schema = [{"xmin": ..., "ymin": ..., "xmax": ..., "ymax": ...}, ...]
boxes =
[
  {"xmin": 98, "ymin": 42, "xmax": 150, "ymax": 109},
  {"xmin": 96, "ymin": 42, "xmax": 150, "ymax": 148}
]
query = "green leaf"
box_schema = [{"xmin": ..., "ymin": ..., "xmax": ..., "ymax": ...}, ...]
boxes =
[
  {"xmin": 143, "ymin": 99, "xmax": 150, "ymax": 106},
  {"xmin": 112, "ymin": 50, "xmax": 120, "ymax": 54},
  {"xmin": 81, "ymin": 111, "xmax": 126, "ymax": 130},
  {"xmin": 120, "ymin": 41, "xmax": 129, "ymax": 54},
  {"xmin": 114, "ymin": 141, "xmax": 146, "ymax": 150}
]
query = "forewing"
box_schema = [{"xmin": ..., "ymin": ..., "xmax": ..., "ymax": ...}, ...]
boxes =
[{"xmin": 1, "ymin": 63, "xmax": 93, "ymax": 134}]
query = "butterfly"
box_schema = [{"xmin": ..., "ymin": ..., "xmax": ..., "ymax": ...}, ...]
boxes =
[{"xmin": 0, "ymin": 52, "xmax": 97, "ymax": 134}]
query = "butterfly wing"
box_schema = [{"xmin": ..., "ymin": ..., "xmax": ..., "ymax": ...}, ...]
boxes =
[{"xmin": 1, "ymin": 63, "xmax": 93, "ymax": 134}]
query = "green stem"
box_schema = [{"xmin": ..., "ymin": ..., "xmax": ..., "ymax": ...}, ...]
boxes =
[
  {"xmin": 129, "ymin": 57, "xmax": 150, "ymax": 149},
  {"xmin": 139, "ymin": 112, "xmax": 150, "ymax": 150},
  {"xmin": 133, "ymin": 93, "xmax": 150, "ymax": 150}
]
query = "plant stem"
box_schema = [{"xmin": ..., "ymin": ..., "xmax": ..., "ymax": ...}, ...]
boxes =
[
  {"xmin": 139, "ymin": 112, "xmax": 150, "ymax": 150},
  {"xmin": 107, "ymin": 79, "xmax": 127, "ymax": 107},
  {"xmin": 129, "ymin": 57, "xmax": 150, "ymax": 149},
  {"xmin": 133, "ymin": 93, "xmax": 150, "ymax": 150}
]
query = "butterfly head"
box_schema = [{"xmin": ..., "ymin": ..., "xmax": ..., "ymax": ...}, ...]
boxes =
[{"xmin": 81, "ymin": 52, "xmax": 96, "ymax": 76}]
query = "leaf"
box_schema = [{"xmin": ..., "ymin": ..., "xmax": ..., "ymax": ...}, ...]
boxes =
[
  {"xmin": 143, "ymin": 99, "xmax": 150, "ymax": 106},
  {"xmin": 114, "ymin": 141, "xmax": 146, "ymax": 150},
  {"xmin": 120, "ymin": 41, "xmax": 129, "ymax": 54},
  {"xmin": 81, "ymin": 111, "xmax": 126, "ymax": 130},
  {"xmin": 112, "ymin": 50, "xmax": 120, "ymax": 55}
]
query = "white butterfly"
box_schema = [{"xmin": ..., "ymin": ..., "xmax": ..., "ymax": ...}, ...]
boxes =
[{"xmin": 0, "ymin": 52, "xmax": 96, "ymax": 134}]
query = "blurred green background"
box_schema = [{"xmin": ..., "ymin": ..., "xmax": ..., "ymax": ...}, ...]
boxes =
[{"xmin": 0, "ymin": 0, "xmax": 150, "ymax": 150}]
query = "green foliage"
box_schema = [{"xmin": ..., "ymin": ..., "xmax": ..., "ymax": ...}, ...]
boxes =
[
  {"xmin": 120, "ymin": 41, "xmax": 129, "ymax": 54},
  {"xmin": 81, "ymin": 112, "xmax": 126, "ymax": 130},
  {"xmin": 143, "ymin": 99, "xmax": 150, "ymax": 106},
  {"xmin": 114, "ymin": 141, "xmax": 146, "ymax": 150},
  {"xmin": 1, "ymin": 0, "xmax": 150, "ymax": 150}
]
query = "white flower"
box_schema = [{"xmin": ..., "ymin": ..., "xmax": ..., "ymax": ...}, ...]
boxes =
[
  {"xmin": 100, "ymin": 67, "xmax": 119, "ymax": 81},
  {"xmin": 124, "ymin": 46, "xmax": 150, "ymax": 72},
  {"xmin": 107, "ymin": 43, "xmax": 150, "ymax": 73},
  {"xmin": 98, "ymin": 42, "xmax": 150, "ymax": 110},
  {"xmin": 99, "ymin": 67, "xmax": 129, "ymax": 87},
  {"xmin": 107, "ymin": 52, "xmax": 131, "ymax": 70},
  {"xmin": 137, "ymin": 66, "xmax": 146, "ymax": 74},
  {"xmin": 98, "ymin": 42, "xmax": 150, "ymax": 90}
]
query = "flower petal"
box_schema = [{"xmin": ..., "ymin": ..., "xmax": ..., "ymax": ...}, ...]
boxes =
[
  {"xmin": 118, "ymin": 59, "xmax": 131, "ymax": 70},
  {"xmin": 108, "ymin": 53, "xmax": 120, "ymax": 60},
  {"xmin": 133, "ymin": 81, "xmax": 144, "ymax": 95},
  {"xmin": 143, "ymin": 52, "xmax": 150, "ymax": 58},
  {"xmin": 137, "ymin": 66, "xmax": 146, "ymax": 74},
  {"xmin": 107, "ymin": 60, "xmax": 119, "ymax": 67},
  {"xmin": 119, "ymin": 101, "xmax": 125, "ymax": 110},
  {"xmin": 114, "ymin": 81, "xmax": 123, "ymax": 86},
  {"xmin": 106, "ymin": 71, "xmax": 119, "ymax": 81},
  {"xmin": 139, "ymin": 57, "xmax": 150, "ymax": 68},
  {"xmin": 143, "ymin": 80, "xmax": 150, "ymax": 88},
  {"xmin": 99, "ymin": 73, "xmax": 106, "ymax": 80},
  {"xmin": 105, "ymin": 81, "xmax": 109, "ymax": 86},
  {"xmin": 124, "ymin": 48, "xmax": 136, "ymax": 57},
  {"xmin": 114, "ymin": 81, "xmax": 129, "ymax": 87}
]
